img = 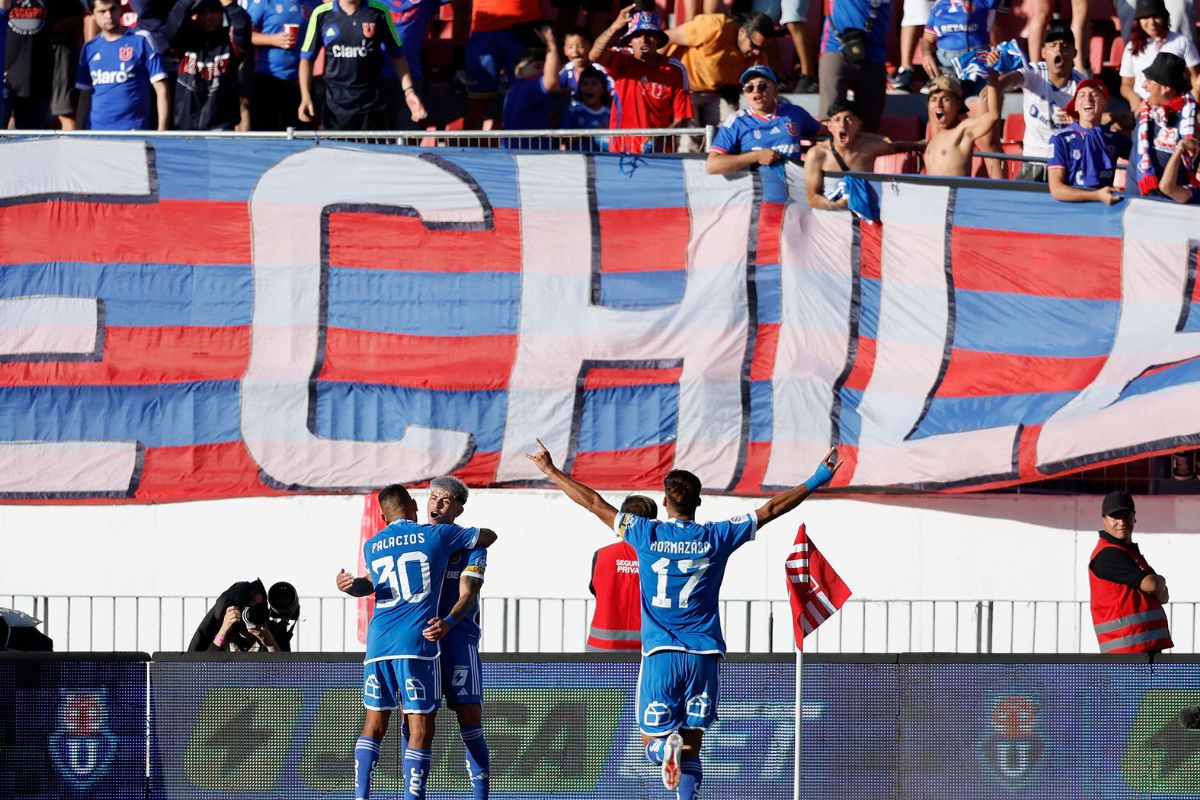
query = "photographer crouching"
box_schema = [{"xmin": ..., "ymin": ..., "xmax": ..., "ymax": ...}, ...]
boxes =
[{"xmin": 187, "ymin": 579, "xmax": 300, "ymax": 652}]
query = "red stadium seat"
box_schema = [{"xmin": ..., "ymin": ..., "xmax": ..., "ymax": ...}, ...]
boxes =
[
  {"xmin": 1108, "ymin": 36, "xmax": 1126, "ymax": 68},
  {"xmin": 1002, "ymin": 113, "xmax": 1024, "ymax": 146},
  {"xmin": 439, "ymin": 3, "xmax": 453, "ymax": 21}
]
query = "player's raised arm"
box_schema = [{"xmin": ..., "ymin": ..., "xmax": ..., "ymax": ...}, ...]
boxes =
[
  {"xmin": 475, "ymin": 528, "xmax": 498, "ymax": 548},
  {"xmin": 525, "ymin": 438, "xmax": 619, "ymax": 528},
  {"xmin": 336, "ymin": 568, "xmax": 375, "ymax": 597},
  {"xmin": 754, "ymin": 448, "xmax": 840, "ymax": 529}
]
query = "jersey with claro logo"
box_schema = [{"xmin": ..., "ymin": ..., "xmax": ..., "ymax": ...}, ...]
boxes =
[
  {"xmin": 75, "ymin": 30, "xmax": 165, "ymax": 130},
  {"xmin": 299, "ymin": 0, "xmax": 402, "ymax": 116},
  {"xmin": 613, "ymin": 511, "xmax": 757, "ymax": 656},
  {"xmin": 364, "ymin": 518, "xmax": 479, "ymax": 663},
  {"xmin": 438, "ymin": 546, "xmax": 487, "ymax": 644}
]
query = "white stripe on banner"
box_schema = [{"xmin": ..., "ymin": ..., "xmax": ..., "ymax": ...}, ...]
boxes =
[
  {"xmin": 788, "ymin": 574, "xmax": 810, "ymax": 584},
  {"xmin": 784, "ymin": 558, "xmax": 809, "ymax": 569},
  {"xmin": 0, "ymin": 296, "xmax": 99, "ymax": 357},
  {"xmin": 804, "ymin": 600, "xmax": 830, "ymax": 626},
  {"xmin": 801, "ymin": 616, "xmax": 814, "ymax": 635},
  {"xmin": 789, "ymin": 543, "xmax": 810, "ymax": 555},
  {"xmin": 812, "ymin": 589, "xmax": 837, "ymax": 615}
]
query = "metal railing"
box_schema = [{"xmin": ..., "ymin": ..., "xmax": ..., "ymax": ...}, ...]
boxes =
[
  {"xmin": 0, "ymin": 126, "xmax": 717, "ymax": 153},
  {"xmin": 3, "ymin": 594, "xmax": 1194, "ymax": 654}
]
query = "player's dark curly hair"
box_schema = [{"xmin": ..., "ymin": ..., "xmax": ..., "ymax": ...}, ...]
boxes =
[{"xmin": 663, "ymin": 470, "xmax": 702, "ymax": 516}]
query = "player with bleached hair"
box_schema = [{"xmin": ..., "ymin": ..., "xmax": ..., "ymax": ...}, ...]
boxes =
[{"xmin": 526, "ymin": 441, "xmax": 840, "ymax": 800}]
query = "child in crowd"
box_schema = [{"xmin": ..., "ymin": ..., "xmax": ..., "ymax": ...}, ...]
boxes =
[
  {"xmin": 562, "ymin": 66, "xmax": 611, "ymax": 151},
  {"xmin": 558, "ymin": 26, "xmax": 613, "ymax": 103}
]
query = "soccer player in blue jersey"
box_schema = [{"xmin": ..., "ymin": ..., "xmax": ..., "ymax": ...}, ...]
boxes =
[
  {"xmin": 336, "ymin": 483, "xmax": 498, "ymax": 800},
  {"xmin": 526, "ymin": 440, "xmax": 839, "ymax": 800},
  {"xmin": 75, "ymin": 0, "xmax": 169, "ymax": 130}
]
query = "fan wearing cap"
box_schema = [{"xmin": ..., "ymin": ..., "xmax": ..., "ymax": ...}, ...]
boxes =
[
  {"xmin": 705, "ymin": 66, "xmax": 823, "ymax": 174},
  {"xmin": 1047, "ymin": 79, "xmax": 1131, "ymax": 204},
  {"xmin": 803, "ymin": 99, "xmax": 924, "ymax": 207},
  {"xmin": 1127, "ymin": 51, "xmax": 1198, "ymax": 195},
  {"xmin": 1088, "ymin": 491, "xmax": 1173, "ymax": 654},
  {"xmin": 1118, "ymin": 0, "xmax": 1199, "ymax": 112},
  {"xmin": 590, "ymin": 4, "xmax": 693, "ymax": 154},
  {"xmin": 924, "ymin": 71, "xmax": 1000, "ymax": 176}
]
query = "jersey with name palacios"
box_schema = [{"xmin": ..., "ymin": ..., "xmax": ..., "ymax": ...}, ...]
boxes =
[
  {"xmin": 75, "ymin": 30, "xmax": 165, "ymax": 131},
  {"xmin": 613, "ymin": 511, "xmax": 757, "ymax": 656},
  {"xmin": 438, "ymin": 546, "xmax": 487, "ymax": 645},
  {"xmin": 364, "ymin": 518, "xmax": 479, "ymax": 662}
]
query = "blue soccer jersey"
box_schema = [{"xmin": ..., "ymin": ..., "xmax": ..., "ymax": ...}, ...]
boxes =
[
  {"xmin": 710, "ymin": 99, "xmax": 821, "ymax": 159},
  {"xmin": 1048, "ymin": 123, "xmax": 1130, "ymax": 190},
  {"xmin": 925, "ymin": 0, "xmax": 997, "ymax": 53},
  {"xmin": 364, "ymin": 519, "xmax": 479, "ymax": 662},
  {"xmin": 244, "ymin": 0, "xmax": 321, "ymax": 81},
  {"xmin": 613, "ymin": 511, "xmax": 757, "ymax": 656},
  {"xmin": 439, "ymin": 546, "xmax": 486, "ymax": 644},
  {"xmin": 75, "ymin": 30, "xmax": 165, "ymax": 131}
]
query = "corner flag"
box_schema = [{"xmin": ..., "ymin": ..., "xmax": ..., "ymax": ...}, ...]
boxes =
[{"xmin": 785, "ymin": 524, "xmax": 852, "ymax": 650}]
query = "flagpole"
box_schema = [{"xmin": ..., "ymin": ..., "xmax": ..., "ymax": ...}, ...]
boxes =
[{"xmin": 793, "ymin": 646, "xmax": 802, "ymax": 800}]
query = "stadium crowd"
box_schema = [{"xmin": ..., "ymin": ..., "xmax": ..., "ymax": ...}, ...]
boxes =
[{"xmin": 4, "ymin": 0, "xmax": 1200, "ymax": 197}]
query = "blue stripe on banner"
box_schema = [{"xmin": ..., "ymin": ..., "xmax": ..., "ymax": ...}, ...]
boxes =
[
  {"xmin": 749, "ymin": 380, "xmax": 773, "ymax": 442},
  {"xmin": 576, "ymin": 384, "xmax": 678, "ymax": 452},
  {"xmin": 592, "ymin": 155, "xmax": 686, "ymax": 209},
  {"xmin": 314, "ymin": 382, "xmax": 508, "ymax": 453},
  {"xmin": 0, "ymin": 383, "xmax": 241, "ymax": 446},
  {"xmin": 952, "ymin": 289, "xmax": 1117, "ymax": 358},
  {"xmin": 836, "ymin": 387, "xmax": 863, "ymax": 447},
  {"xmin": 327, "ymin": 269, "xmax": 521, "ymax": 336},
  {"xmin": 859, "ymin": 276, "xmax": 881, "ymax": 341},
  {"xmin": 1183, "ymin": 303, "xmax": 1200, "ymax": 333},
  {"xmin": 597, "ymin": 270, "xmax": 686, "ymax": 309},
  {"xmin": 1118, "ymin": 357, "xmax": 1200, "ymax": 402},
  {"xmin": 756, "ymin": 263, "xmax": 781, "ymax": 325},
  {"xmin": 0, "ymin": 263, "xmax": 252, "ymax": 326},
  {"xmin": 912, "ymin": 392, "xmax": 1077, "ymax": 439},
  {"xmin": 952, "ymin": 188, "xmax": 1123, "ymax": 238}
]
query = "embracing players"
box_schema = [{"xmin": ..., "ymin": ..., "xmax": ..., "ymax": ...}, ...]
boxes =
[{"xmin": 526, "ymin": 441, "xmax": 839, "ymax": 800}]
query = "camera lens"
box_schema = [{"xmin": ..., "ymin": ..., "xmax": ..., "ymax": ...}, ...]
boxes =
[
  {"xmin": 268, "ymin": 581, "xmax": 300, "ymax": 619},
  {"xmin": 242, "ymin": 602, "xmax": 269, "ymax": 629}
]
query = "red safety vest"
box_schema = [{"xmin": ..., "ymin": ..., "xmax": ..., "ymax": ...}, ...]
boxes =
[
  {"xmin": 587, "ymin": 541, "xmax": 641, "ymax": 651},
  {"xmin": 1089, "ymin": 537, "xmax": 1173, "ymax": 654}
]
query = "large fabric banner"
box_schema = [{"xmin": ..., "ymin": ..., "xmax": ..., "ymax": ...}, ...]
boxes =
[{"xmin": 1, "ymin": 137, "xmax": 1198, "ymax": 503}]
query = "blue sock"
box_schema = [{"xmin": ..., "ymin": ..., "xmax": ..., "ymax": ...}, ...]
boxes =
[
  {"xmin": 644, "ymin": 737, "xmax": 664, "ymax": 765},
  {"xmin": 402, "ymin": 747, "xmax": 432, "ymax": 800},
  {"xmin": 353, "ymin": 736, "xmax": 381, "ymax": 800},
  {"xmin": 679, "ymin": 756, "xmax": 703, "ymax": 800},
  {"xmin": 460, "ymin": 724, "xmax": 490, "ymax": 799}
]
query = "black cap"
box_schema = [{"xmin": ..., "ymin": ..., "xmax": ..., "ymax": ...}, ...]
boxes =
[
  {"xmin": 826, "ymin": 99, "xmax": 861, "ymax": 119},
  {"xmin": 1101, "ymin": 491, "xmax": 1136, "ymax": 517},
  {"xmin": 1143, "ymin": 51, "xmax": 1191, "ymax": 95},
  {"xmin": 1043, "ymin": 27, "xmax": 1075, "ymax": 46},
  {"xmin": 1134, "ymin": 0, "xmax": 1168, "ymax": 19}
]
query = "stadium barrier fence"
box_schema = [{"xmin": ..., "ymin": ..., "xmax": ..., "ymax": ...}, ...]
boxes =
[
  {"xmin": 4, "ymin": 594, "xmax": 1197, "ymax": 654},
  {"xmin": 2, "ymin": 652, "xmax": 1197, "ymax": 800}
]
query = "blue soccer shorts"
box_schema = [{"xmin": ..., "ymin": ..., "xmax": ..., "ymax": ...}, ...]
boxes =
[
  {"xmin": 637, "ymin": 650, "xmax": 720, "ymax": 736},
  {"xmin": 363, "ymin": 657, "xmax": 442, "ymax": 713},
  {"xmin": 439, "ymin": 639, "xmax": 484, "ymax": 707}
]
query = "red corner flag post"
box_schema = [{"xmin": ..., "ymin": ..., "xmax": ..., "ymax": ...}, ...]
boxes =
[
  {"xmin": 356, "ymin": 493, "xmax": 381, "ymax": 645},
  {"xmin": 785, "ymin": 524, "xmax": 852, "ymax": 649}
]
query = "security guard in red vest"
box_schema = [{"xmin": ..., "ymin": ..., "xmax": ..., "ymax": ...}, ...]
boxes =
[
  {"xmin": 1088, "ymin": 491, "xmax": 1173, "ymax": 654},
  {"xmin": 586, "ymin": 494, "xmax": 656, "ymax": 651}
]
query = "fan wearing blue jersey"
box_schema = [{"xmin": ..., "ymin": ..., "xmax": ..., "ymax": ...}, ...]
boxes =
[
  {"xmin": 335, "ymin": 484, "xmax": 498, "ymax": 800},
  {"xmin": 526, "ymin": 439, "xmax": 840, "ymax": 800},
  {"xmin": 706, "ymin": 66, "xmax": 823, "ymax": 175},
  {"xmin": 76, "ymin": 0, "xmax": 169, "ymax": 130}
]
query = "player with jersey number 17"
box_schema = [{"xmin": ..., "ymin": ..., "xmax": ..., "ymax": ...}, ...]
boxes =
[
  {"xmin": 336, "ymin": 484, "xmax": 498, "ymax": 800},
  {"xmin": 526, "ymin": 439, "xmax": 840, "ymax": 800}
]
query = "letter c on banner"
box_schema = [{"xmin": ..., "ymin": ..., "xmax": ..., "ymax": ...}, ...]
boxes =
[{"xmin": 245, "ymin": 150, "xmax": 481, "ymax": 490}]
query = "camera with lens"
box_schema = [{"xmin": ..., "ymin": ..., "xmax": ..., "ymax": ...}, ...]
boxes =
[{"xmin": 188, "ymin": 579, "xmax": 302, "ymax": 652}]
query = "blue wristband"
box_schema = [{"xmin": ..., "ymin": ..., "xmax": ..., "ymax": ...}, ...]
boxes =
[
  {"xmin": 803, "ymin": 462, "xmax": 834, "ymax": 491},
  {"xmin": 445, "ymin": 616, "xmax": 460, "ymax": 628}
]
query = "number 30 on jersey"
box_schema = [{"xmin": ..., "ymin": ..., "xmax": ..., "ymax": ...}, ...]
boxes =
[{"xmin": 372, "ymin": 553, "xmax": 432, "ymax": 607}]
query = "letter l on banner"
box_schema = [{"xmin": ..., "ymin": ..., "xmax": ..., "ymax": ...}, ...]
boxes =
[
  {"xmin": 357, "ymin": 493, "xmax": 381, "ymax": 644},
  {"xmin": 786, "ymin": 524, "xmax": 851, "ymax": 800}
]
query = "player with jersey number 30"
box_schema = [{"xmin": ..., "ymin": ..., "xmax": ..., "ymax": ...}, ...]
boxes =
[{"xmin": 525, "ymin": 439, "xmax": 839, "ymax": 800}]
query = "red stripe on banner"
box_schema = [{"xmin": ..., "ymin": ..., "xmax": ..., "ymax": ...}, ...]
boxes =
[
  {"xmin": 842, "ymin": 336, "xmax": 877, "ymax": 392},
  {"xmin": 447, "ymin": 450, "xmax": 501, "ymax": 486},
  {"xmin": 951, "ymin": 228, "xmax": 1122, "ymax": 300},
  {"xmin": 326, "ymin": 208, "xmax": 522, "ymax": 272},
  {"xmin": 0, "ymin": 199, "xmax": 251, "ymax": 265},
  {"xmin": 572, "ymin": 443, "xmax": 675, "ymax": 487},
  {"xmin": 320, "ymin": 329, "xmax": 517, "ymax": 390},
  {"xmin": 582, "ymin": 366, "xmax": 683, "ymax": 389},
  {"xmin": 859, "ymin": 220, "xmax": 883, "ymax": 281},
  {"xmin": 938, "ymin": 350, "xmax": 1106, "ymax": 397},
  {"xmin": 137, "ymin": 442, "xmax": 286, "ymax": 501},
  {"xmin": 732, "ymin": 440, "xmax": 771, "ymax": 494},
  {"xmin": 1016, "ymin": 423, "xmax": 1044, "ymax": 480},
  {"xmin": 1139, "ymin": 353, "xmax": 1200, "ymax": 380},
  {"xmin": 828, "ymin": 444, "xmax": 858, "ymax": 488},
  {"xmin": 0, "ymin": 326, "xmax": 250, "ymax": 386},
  {"xmin": 599, "ymin": 208, "xmax": 689, "ymax": 273},
  {"xmin": 757, "ymin": 201, "xmax": 785, "ymax": 266},
  {"xmin": 749, "ymin": 323, "xmax": 779, "ymax": 382}
]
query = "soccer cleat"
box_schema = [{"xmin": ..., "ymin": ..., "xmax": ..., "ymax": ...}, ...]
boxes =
[{"xmin": 661, "ymin": 732, "xmax": 683, "ymax": 791}]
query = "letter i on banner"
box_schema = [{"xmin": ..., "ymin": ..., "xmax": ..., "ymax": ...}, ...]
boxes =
[{"xmin": 357, "ymin": 494, "xmax": 382, "ymax": 644}]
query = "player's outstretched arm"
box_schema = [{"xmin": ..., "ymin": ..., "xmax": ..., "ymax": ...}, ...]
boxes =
[
  {"xmin": 525, "ymin": 438, "xmax": 619, "ymax": 528},
  {"xmin": 754, "ymin": 448, "xmax": 840, "ymax": 529},
  {"xmin": 336, "ymin": 568, "xmax": 375, "ymax": 597}
]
